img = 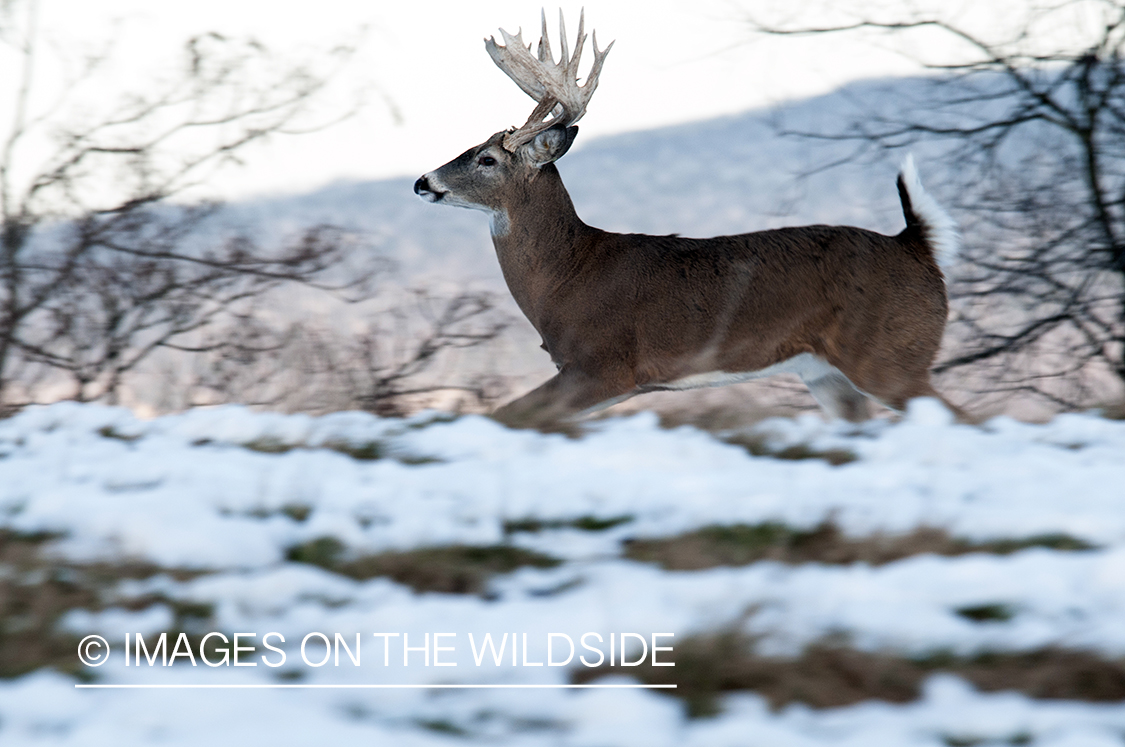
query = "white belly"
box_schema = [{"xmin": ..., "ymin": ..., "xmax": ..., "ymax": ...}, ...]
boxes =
[{"xmin": 661, "ymin": 353, "xmax": 839, "ymax": 391}]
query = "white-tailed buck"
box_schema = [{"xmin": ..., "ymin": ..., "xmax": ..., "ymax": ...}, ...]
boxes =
[{"xmin": 415, "ymin": 10, "xmax": 965, "ymax": 426}]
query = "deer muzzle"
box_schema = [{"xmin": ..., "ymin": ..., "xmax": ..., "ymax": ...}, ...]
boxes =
[{"xmin": 414, "ymin": 175, "xmax": 445, "ymax": 203}]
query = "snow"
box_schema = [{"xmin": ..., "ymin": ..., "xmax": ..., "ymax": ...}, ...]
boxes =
[{"xmin": 2, "ymin": 400, "xmax": 1125, "ymax": 745}]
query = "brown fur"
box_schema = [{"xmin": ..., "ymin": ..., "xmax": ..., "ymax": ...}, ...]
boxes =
[{"xmin": 417, "ymin": 129, "xmax": 964, "ymax": 427}]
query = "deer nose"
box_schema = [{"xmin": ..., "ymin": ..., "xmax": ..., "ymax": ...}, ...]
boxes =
[{"xmin": 414, "ymin": 175, "xmax": 445, "ymax": 203}]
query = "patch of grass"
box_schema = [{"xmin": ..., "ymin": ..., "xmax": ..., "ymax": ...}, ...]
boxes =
[
  {"xmin": 168, "ymin": 600, "xmax": 215, "ymax": 629},
  {"xmin": 280, "ymin": 504, "xmax": 312, "ymax": 523},
  {"xmin": 573, "ymin": 632, "xmax": 921, "ymax": 717},
  {"xmin": 275, "ymin": 668, "xmax": 304, "ymax": 681},
  {"xmin": 976, "ymin": 533, "xmax": 1096, "ymax": 554},
  {"xmin": 341, "ymin": 545, "xmax": 562, "ymax": 595},
  {"xmin": 572, "ymin": 630, "xmax": 1125, "ymax": 717},
  {"xmin": 625, "ymin": 522, "xmax": 812, "ymax": 569},
  {"xmin": 503, "ymin": 514, "xmax": 634, "ymax": 535},
  {"xmin": 942, "ymin": 737, "xmax": 985, "ymax": 747},
  {"xmin": 508, "ymin": 716, "xmax": 566, "ymax": 733},
  {"xmin": 416, "ymin": 719, "xmax": 468, "ymax": 737},
  {"xmin": 322, "ymin": 440, "xmax": 384, "ymax": 461},
  {"xmin": 623, "ymin": 522, "xmax": 1097, "ymax": 571},
  {"xmin": 239, "ymin": 504, "xmax": 315, "ymax": 522},
  {"xmin": 241, "ymin": 437, "xmax": 293, "ymax": 454},
  {"xmin": 96, "ymin": 425, "xmax": 140, "ymax": 442},
  {"xmin": 0, "ymin": 530, "xmax": 91, "ymax": 677},
  {"xmin": 655, "ymin": 404, "xmax": 778, "ymax": 434},
  {"xmin": 721, "ymin": 433, "xmax": 858, "ymax": 466},
  {"xmin": 286, "ymin": 537, "xmax": 345, "ymax": 568},
  {"xmin": 404, "ymin": 413, "xmax": 459, "ymax": 430},
  {"xmin": 0, "ymin": 528, "xmax": 62, "ymax": 544},
  {"xmin": 0, "ymin": 529, "xmax": 209, "ymax": 679},
  {"xmin": 955, "ymin": 604, "xmax": 1016, "ymax": 623},
  {"xmin": 236, "ymin": 436, "xmax": 439, "ymax": 466},
  {"xmin": 960, "ymin": 648, "xmax": 1125, "ymax": 701},
  {"xmin": 525, "ymin": 576, "xmax": 584, "ymax": 598},
  {"xmin": 501, "ymin": 519, "xmax": 545, "ymax": 534},
  {"xmin": 285, "ymin": 537, "xmax": 561, "ymax": 596},
  {"xmin": 941, "ymin": 733, "xmax": 1032, "ymax": 747},
  {"xmin": 941, "ymin": 737, "xmax": 979, "ymax": 747},
  {"xmin": 395, "ymin": 454, "xmax": 444, "ymax": 466},
  {"xmin": 572, "ymin": 515, "xmax": 634, "ymax": 531}
]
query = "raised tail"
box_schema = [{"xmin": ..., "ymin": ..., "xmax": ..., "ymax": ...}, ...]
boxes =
[{"xmin": 896, "ymin": 154, "xmax": 960, "ymax": 273}]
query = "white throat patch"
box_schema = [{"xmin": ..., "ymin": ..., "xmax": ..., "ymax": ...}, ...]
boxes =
[{"xmin": 490, "ymin": 209, "xmax": 511, "ymax": 237}]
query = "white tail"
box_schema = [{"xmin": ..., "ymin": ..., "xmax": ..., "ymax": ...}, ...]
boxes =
[
  {"xmin": 415, "ymin": 12, "xmax": 966, "ymax": 427},
  {"xmin": 898, "ymin": 154, "xmax": 960, "ymax": 271}
]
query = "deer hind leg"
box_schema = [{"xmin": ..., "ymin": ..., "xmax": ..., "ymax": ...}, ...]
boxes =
[
  {"xmin": 881, "ymin": 380, "xmax": 975, "ymax": 423},
  {"xmin": 800, "ymin": 369, "xmax": 872, "ymax": 423},
  {"xmin": 492, "ymin": 366, "xmax": 636, "ymax": 430},
  {"xmin": 831, "ymin": 363, "xmax": 974, "ymax": 424}
]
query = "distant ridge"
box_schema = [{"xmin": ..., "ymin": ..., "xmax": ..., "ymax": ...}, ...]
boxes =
[{"xmin": 220, "ymin": 74, "xmax": 981, "ymax": 287}]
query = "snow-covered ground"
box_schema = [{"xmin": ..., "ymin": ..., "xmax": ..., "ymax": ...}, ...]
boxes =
[{"xmin": 1, "ymin": 400, "xmax": 1124, "ymax": 745}]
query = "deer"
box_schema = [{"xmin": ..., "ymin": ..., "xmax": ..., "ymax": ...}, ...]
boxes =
[{"xmin": 415, "ymin": 10, "xmax": 967, "ymax": 428}]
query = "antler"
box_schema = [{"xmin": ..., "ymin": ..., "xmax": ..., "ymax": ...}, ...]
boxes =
[{"xmin": 485, "ymin": 9, "xmax": 613, "ymax": 151}]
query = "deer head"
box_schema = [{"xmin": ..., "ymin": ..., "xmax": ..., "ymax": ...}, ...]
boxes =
[{"xmin": 414, "ymin": 10, "xmax": 612, "ymax": 217}]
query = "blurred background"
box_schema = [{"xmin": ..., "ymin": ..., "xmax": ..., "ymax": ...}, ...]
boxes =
[{"xmin": 4, "ymin": 0, "xmax": 1121, "ymax": 421}]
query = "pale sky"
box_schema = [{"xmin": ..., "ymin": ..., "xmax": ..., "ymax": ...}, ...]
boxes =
[{"xmin": 1, "ymin": 0, "xmax": 1076, "ymax": 200}]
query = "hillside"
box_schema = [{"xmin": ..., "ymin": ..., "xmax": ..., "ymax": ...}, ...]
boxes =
[
  {"xmin": 1, "ymin": 400, "xmax": 1124, "ymax": 745},
  {"xmin": 6, "ymin": 78, "xmax": 1118, "ymax": 745}
]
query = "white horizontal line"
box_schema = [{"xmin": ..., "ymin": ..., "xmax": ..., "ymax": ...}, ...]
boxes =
[{"xmin": 75, "ymin": 683, "xmax": 677, "ymax": 690}]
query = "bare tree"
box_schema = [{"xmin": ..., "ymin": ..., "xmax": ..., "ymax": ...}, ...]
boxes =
[
  {"xmin": 276, "ymin": 290, "xmax": 512, "ymax": 416},
  {"xmin": 0, "ymin": 0, "xmax": 373, "ymax": 410},
  {"xmin": 18, "ymin": 216, "xmax": 370, "ymax": 404},
  {"xmin": 748, "ymin": 0, "xmax": 1125, "ymax": 410}
]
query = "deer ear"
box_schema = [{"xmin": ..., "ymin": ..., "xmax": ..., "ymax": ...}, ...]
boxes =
[{"xmin": 522, "ymin": 126, "xmax": 579, "ymax": 167}]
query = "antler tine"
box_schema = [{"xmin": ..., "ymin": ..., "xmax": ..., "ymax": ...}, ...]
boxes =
[
  {"xmin": 538, "ymin": 9, "xmax": 552, "ymax": 64},
  {"xmin": 565, "ymin": 9, "xmax": 582, "ymax": 80},
  {"xmin": 487, "ymin": 27, "xmax": 546, "ymax": 101},
  {"xmin": 486, "ymin": 9, "xmax": 613, "ymax": 152},
  {"xmin": 587, "ymin": 30, "xmax": 612, "ymax": 94},
  {"xmin": 558, "ymin": 9, "xmax": 570, "ymax": 72}
]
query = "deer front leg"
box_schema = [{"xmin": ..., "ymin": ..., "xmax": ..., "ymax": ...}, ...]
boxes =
[{"xmin": 491, "ymin": 366, "xmax": 635, "ymax": 430}]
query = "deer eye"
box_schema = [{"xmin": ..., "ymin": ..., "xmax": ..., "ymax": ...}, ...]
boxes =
[{"xmin": 478, "ymin": 155, "xmax": 497, "ymax": 167}]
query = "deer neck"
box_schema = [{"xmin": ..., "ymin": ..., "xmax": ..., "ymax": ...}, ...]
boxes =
[{"xmin": 490, "ymin": 165, "xmax": 591, "ymax": 324}]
